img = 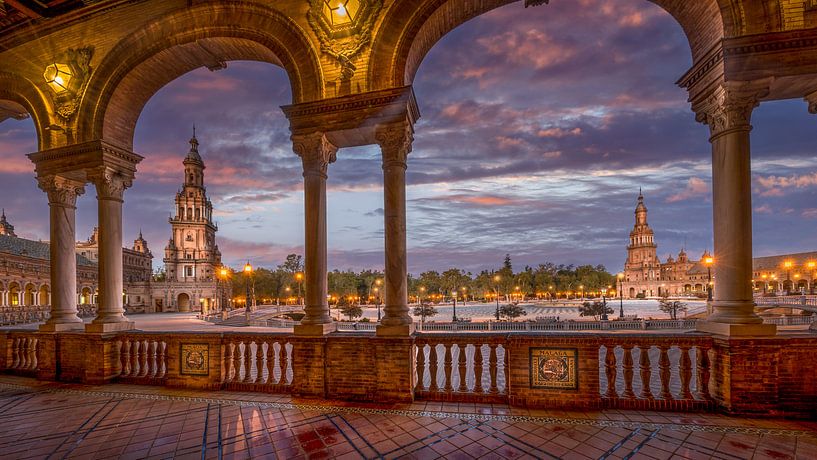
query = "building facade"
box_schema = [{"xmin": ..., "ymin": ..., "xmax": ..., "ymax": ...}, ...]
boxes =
[
  {"xmin": 621, "ymin": 193, "xmax": 817, "ymax": 298},
  {"xmin": 150, "ymin": 133, "xmax": 225, "ymax": 313}
]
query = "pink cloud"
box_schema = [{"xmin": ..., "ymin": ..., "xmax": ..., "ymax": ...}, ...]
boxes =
[
  {"xmin": 756, "ymin": 172, "xmax": 817, "ymax": 196},
  {"xmin": 754, "ymin": 204, "xmax": 773, "ymax": 214},
  {"xmin": 537, "ymin": 127, "xmax": 582, "ymax": 138},
  {"xmin": 666, "ymin": 177, "xmax": 709, "ymax": 203},
  {"xmin": 801, "ymin": 209, "xmax": 817, "ymax": 219}
]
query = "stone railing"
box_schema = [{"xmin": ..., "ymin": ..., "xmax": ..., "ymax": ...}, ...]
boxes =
[
  {"xmin": 756, "ymin": 295, "xmax": 817, "ymax": 307},
  {"xmin": 414, "ymin": 335, "xmax": 508, "ymax": 403},
  {"xmin": 4, "ymin": 332, "xmax": 40, "ymax": 375},
  {"xmin": 0, "ymin": 307, "xmax": 49, "ymax": 326},
  {"xmin": 222, "ymin": 333, "xmax": 294, "ymax": 393},
  {"xmin": 114, "ymin": 333, "xmax": 169, "ymax": 385},
  {"xmin": 599, "ymin": 334, "xmax": 714, "ymax": 411}
]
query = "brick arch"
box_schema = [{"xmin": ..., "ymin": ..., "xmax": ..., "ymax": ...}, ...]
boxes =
[
  {"xmin": 368, "ymin": 0, "xmax": 737, "ymax": 91},
  {"xmin": 78, "ymin": 1, "xmax": 324, "ymax": 149},
  {"xmin": 0, "ymin": 71, "xmax": 54, "ymax": 150}
]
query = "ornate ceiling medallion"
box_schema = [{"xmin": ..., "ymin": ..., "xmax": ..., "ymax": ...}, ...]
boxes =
[{"xmin": 307, "ymin": 0, "xmax": 383, "ymax": 80}]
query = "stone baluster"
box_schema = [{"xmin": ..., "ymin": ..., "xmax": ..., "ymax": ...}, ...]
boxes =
[
  {"xmin": 639, "ymin": 346, "xmax": 653, "ymax": 399},
  {"xmin": 255, "ymin": 342, "xmax": 264, "ymax": 384},
  {"xmin": 19, "ymin": 338, "xmax": 29, "ymax": 370},
  {"xmin": 292, "ymin": 133, "xmax": 336, "ymax": 335},
  {"xmin": 260, "ymin": 342, "xmax": 270, "ymax": 385},
  {"xmin": 696, "ymin": 346, "xmax": 711, "ymax": 399},
  {"xmin": 242, "ymin": 341, "xmax": 252, "ymax": 383},
  {"xmin": 130, "ymin": 340, "xmax": 141, "ymax": 377},
  {"xmin": 29, "ymin": 338, "xmax": 38, "ymax": 370},
  {"xmin": 285, "ymin": 342, "xmax": 293, "ymax": 385},
  {"xmin": 121, "ymin": 340, "xmax": 132, "ymax": 377},
  {"xmin": 157, "ymin": 342, "xmax": 167, "ymax": 379},
  {"xmin": 658, "ymin": 345, "xmax": 672, "ymax": 400},
  {"xmin": 603, "ymin": 345, "xmax": 617, "ymax": 398},
  {"xmin": 429, "ymin": 344, "xmax": 439, "ymax": 391},
  {"xmin": 679, "ymin": 346, "xmax": 693, "ymax": 399},
  {"xmin": 376, "ymin": 121, "xmax": 414, "ymax": 336},
  {"xmin": 501, "ymin": 346, "xmax": 509, "ymax": 394},
  {"xmin": 11, "ymin": 337, "xmax": 21, "ymax": 369},
  {"xmin": 271, "ymin": 342, "xmax": 281, "ymax": 384},
  {"xmin": 474, "ymin": 344, "xmax": 484, "ymax": 393},
  {"xmin": 225, "ymin": 342, "xmax": 236, "ymax": 383},
  {"xmin": 457, "ymin": 344, "xmax": 468, "ymax": 392},
  {"xmin": 415, "ymin": 344, "xmax": 426, "ymax": 392},
  {"xmin": 443, "ymin": 344, "xmax": 453, "ymax": 392},
  {"xmin": 622, "ymin": 345, "xmax": 636, "ymax": 399},
  {"xmin": 489, "ymin": 344, "xmax": 499, "ymax": 393},
  {"xmin": 139, "ymin": 340, "xmax": 149, "ymax": 377},
  {"xmin": 148, "ymin": 341, "xmax": 158, "ymax": 378}
]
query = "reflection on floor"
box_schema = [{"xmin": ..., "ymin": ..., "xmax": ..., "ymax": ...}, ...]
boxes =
[{"xmin": 0, "ymin": 376, "xmax": 814, "ymax": 459}]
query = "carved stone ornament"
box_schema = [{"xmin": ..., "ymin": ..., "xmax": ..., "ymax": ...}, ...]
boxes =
[
  {"xmin": 37, "ymin": 175, "xmax": 86, "ymax": 208},
  {"xmin": 46, "ymin": 47, "xmax": 93, "ymax": 121},
  {"xmin": 306, "ymin": 0, "xmax": 383, "ymax": 80},
  {"xmin": 376, "ymin": 121, "xmax": 413, "ymax": 168},
  {"xmin": 88, "ymin": 166, "xmax": 133, "ymax": 200},
  {"xmin": 693, "ymin": 79, "xmax": 772, "ymax": 137},
  {"xmin": 292, "ymin": 132, "xmax": 338, "ymax": 177}
]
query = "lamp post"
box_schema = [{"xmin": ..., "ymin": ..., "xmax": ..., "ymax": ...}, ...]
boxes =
[
  {"xmin": 704, "ymin": 256, "xmax": 714, "ymax": 301},
  {"xmin": 374, "ymin": 286, "xmax": 381, "ymax": 322},
  {"xmin": 219, "ymin": 267, "xmax": 229, "ymax": 313},
  {"xmin": 783, "ymin": 261, "xmax": 793, "ymax": 295},
  {"xmin": 514, "ymin": 286, "xmax": 520, "ymax": 303},
  {"xmin": 451, "ymin": 290, "xmax": 458, "ymax": 322},
  {"xmin": 548, "ymin": 285, "xmax": 554, "ymax": 303},
  {"xmin": 579, "ymin": 285, "xmax": 584, "ymax": 300},
  {"xmin": 461, "ymin": 286, "xmax": 467, "ymax": 305},
  {"xmin": 419, "ymin": 286, "xmax": 426, "ymax": 324},
  {"xmin": 617, "ymin": 273, "xmax": 625, "ymax": 318},
  {"xmin": 601, "ymin": 287, "xmax": 609, "ymax": 321},
  {"xmin": 493, "ymin": 275, "xmax": 501, "ymax": 320},
  {"xmin": 243, "ymin": 261, "xmax": 253, "ymax": 318},
  {"xmin": 295, "ymin": 272, "xmax": 304, "ymax": 306}
]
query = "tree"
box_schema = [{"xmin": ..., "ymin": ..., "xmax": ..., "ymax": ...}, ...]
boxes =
[
  {"xmin": 279, "ymin": 254, "xmax": 303, "ymax": 274},
  {"xmin": 339, "ymin": 304, "xmax": 363, "ymax": 321},
  {"xmin": 579, "ymin": 301, "xmax": 613, "ymax": 321},
  {"xmin": 658, "ymin": 298, "xmax": 688, "ymax": 320},
  {"xmin": 412, "ymin": 304, "xmax": 438, "ymax": 321},
  {"xmin": 499, "ymin": 303, "xmax": 526, "ymax": 320}
]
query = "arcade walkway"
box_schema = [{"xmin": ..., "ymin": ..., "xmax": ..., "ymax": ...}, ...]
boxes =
[{"xmin": 0, "ymin": 376, "xmax": 813, "ymax": 460}]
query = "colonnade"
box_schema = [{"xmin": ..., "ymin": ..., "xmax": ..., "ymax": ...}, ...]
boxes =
[{"xmin": 27, "ymin": 79, "xmax": 813, "ymax": 336}]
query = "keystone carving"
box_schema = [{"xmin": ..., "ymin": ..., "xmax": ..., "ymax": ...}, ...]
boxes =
[{"xmin": 292, "ymin": 132, "xmax": 337, "ymax": 177}]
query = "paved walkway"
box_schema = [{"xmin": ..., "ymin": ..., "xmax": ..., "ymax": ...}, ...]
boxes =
[{"xmin": 0, "ymin": 376, "xmax": 814, "ymax": 459}]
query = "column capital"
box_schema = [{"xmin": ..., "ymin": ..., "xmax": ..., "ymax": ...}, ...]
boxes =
[
  {"xmin": 806, "ymin": 89, "xmax": 817, "ymax": 114},
  {"xmin": 87, "ymin": 166, "xmax": 133, "ymax": 201},
  {"xmin": 292, "ymin": 132, "xmax": 337, "ymax": 178},
  {"xmin": 37, "ymin": 175, "xmax": 85, "ymax": 208},
  {"xmin": 376, "ymin": 121, "xmax": 413, "ymax": 169},
  {"xmin": 692, "ymin": 79, "xmax": 772, "ymax": 138}
]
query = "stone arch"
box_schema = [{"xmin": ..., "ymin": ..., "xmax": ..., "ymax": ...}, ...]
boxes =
[
  {"xmin": 0, "ymin": 71, "xmax": 53, "ymax": 150},
  {"xmin": 23, "ymin": 282, "xmax": 36, "ymax": 306},
  {"xmin": 78, "ymin": 1, "xmax": 324, "ymax": 149},
  {"xmin": 8, "ymin": 282, "xmax": 21, "ymax": 306},
  {"xmin": 177, "ymin": 293, "xmax": 192, "ymax": 312},
  {"xmin": 80, "ymin": 286, "xmax": 93, "ymax": 305},
  {"xmin": 38, "ymin": 284, "xmax": 50, "ymax": 306},
  {"xmin": 368, "ymin": 0, "xmax": 738, "ymax": 91}
]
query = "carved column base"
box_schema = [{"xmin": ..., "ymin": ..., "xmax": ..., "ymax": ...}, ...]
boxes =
[
  {"xmin": 697, "ymin": 321, "xmax": 776, "ymax": 337},
  {"xmin": 376, "ymin": 323, "xmax": 415, "ymax": 337},
  {"xmin": 85, "ymin": 321, "xmax": 135, "ymax": 333},
  {"xmin": 294, "ymin": 322, "xmax": 337, "ymax": 336}
]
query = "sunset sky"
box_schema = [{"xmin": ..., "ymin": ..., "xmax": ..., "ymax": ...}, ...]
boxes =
[{"xmin": 1, "ymin": 1, "xmax": 815, "ymax": 275}]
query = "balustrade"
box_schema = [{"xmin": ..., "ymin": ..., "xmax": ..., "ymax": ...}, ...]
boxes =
[
  {"xmin": 414, "ymin": 335, "xmax": 508, "ymax": 402},
  {"xmin": 7, "ymin": 334, "xmax": 39, "ymax": 374},
  {"xmin": 599, "ymin": 335, "xmax": 713, "ymax": 410},
  {"xmin": 222, "ymin": 334, "xmax": 293, "ymax": 391},
  {"xmin": 116, "ymin": 335, "xmax": 167, "ymax": 382}
]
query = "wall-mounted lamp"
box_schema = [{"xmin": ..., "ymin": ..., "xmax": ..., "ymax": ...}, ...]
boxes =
[{"xmin": 42, "ymin": 47, "xmax": 93, "ymax": 120}]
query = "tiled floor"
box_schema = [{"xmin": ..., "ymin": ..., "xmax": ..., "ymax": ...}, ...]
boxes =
[{"xmin": 0, "ymin": 376, "xmax": 814, "ymax": 459}]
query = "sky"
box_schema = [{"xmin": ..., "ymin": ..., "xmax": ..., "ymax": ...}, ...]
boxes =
[{"xmin": 0, "ymin": 0, "xmax": 815, "ymax": 275}]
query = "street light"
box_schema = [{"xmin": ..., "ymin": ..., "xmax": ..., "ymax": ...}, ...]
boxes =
[
  {"xmin": 295, "ymin": 272, "xmax": 304, "ymax": 306},
  {"xmin": 579, "ymin": 285, "xmax": 584, "ymax": 300},
  {"xmin": 243, "ymin": 261, "xmax": 253, "ymax": 316},
  {"xmin": 374, "ymin": 286, "xmax": 381, "ymax": 321},
  {"xmin": 704, "ymin": 256, "xmax": 714, "ymax": 301},
  {"xmin": 493, "ymin": 274, "xmax": 501, "ymax": 320},
  {"xmin": 218, "ymin": 267, "xmax": 229, "ymax": 313},
  {"xmin": 451, "ymin": 290, "xmax": 458, "ymax": 322},
  {"xmin": 514, "ymin": 286, "xmax": 520, "ymax": 303},
  {"xmin": 601, "ymin": 287, "xmax": 609, "ymax": 321},
  {"xmin": 461, "ymin": 286, "xmax": 468, "ymax": 305},
  {"xmin": 617, "ymin": 273, "xmax": 625, "ymax": 318}
]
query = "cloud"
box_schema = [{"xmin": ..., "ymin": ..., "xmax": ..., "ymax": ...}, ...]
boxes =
[{"xmin": 666, "ymin": 177, "xmax": 709, "ymax": 203}]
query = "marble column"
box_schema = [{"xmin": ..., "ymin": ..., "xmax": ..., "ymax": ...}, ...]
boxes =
[
  {"xmin": 38, "ymin": 175, "xmax": 85, "ymax": 331},
  {"xmin": 86, "ymin": 167, "xmax": 135, "ymax": 332},
  {"xmin": 376, "ymin": 121, "xmax": 415, "ymax": 336},
  {"xmin": 292, "ymin": 133, "xmax": 337, "ymax": 336},
  {"xmin": 695, "ymin": 80, "xmax": 776, "ymax": 336}
]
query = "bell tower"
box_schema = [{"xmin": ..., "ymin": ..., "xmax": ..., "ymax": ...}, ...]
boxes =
[{"xmin": 624, "ymin": 190, "xmax": 660, "ymax": 284}]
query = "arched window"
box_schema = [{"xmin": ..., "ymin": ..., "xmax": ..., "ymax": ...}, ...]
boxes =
[
  {"xmin": 195, "ymin": 208, "xmax": 200, "ymax": 220},
  {"xmin": 187, "ymin": 208, "xmax": 192, "ymax": 220}
]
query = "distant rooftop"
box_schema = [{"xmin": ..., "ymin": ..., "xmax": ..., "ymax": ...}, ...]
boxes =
[{"xmin": 0, "ymin": 234, "xmax": 95, "ymax": 267}]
